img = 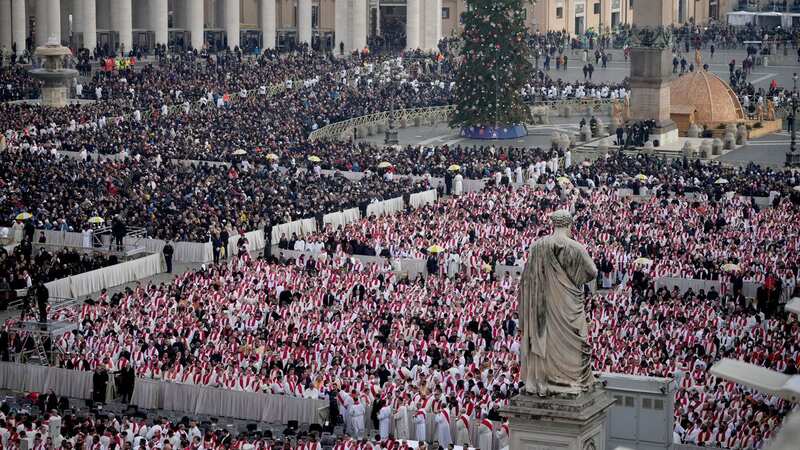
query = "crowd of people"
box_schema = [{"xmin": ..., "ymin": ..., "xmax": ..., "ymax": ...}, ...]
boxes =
[
  {"xmin": 0, "ymin": 149, "xmax": 428, "ymax": 241},
  {"xmin": 0, "ymin": 244, "xmax": 118, "ymax": 293},
  {"xmin": 2, "ymin": 31, "xmax": 800, "ymax": 450},
  {"xmin": 0, "ymin": 153, "xmax": 795, "ymax": 447}
]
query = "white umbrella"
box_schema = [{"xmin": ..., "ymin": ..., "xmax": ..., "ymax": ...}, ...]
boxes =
[{"xmin": 232, "ymin": 149, "xmax": 247, "ymax": 156}]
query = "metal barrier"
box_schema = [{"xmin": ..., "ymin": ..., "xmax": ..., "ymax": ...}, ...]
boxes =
[{"xmin": 308, "ymin": 98, "xmax": 621, "ymax": 142}]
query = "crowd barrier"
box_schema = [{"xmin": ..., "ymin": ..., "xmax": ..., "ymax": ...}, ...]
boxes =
[
  {"xmin": 366, "ymin": 197, "xmax": 406, "ymax": 218},
  {"xmin": 270, "ymin": 219, "xmax": 318, "ymax": 246},
  {"xmin": 654, "ymin": 277, "xmax": 765, "ymax": 300},
  {"xmin": 34, "ymin": 229, "xmax": 267, "ymax": 264},
  {"xmin": 131, "ymin": 378, "xmax": 327, "ymax": 425},
  {"xmin": 43, "ymin": 253, "xmax": 163, "ymax": 299},
  {"xmin": 0, "ymin": 362, "xmax": 94, "ymax": 400},
  {"xmin": 322, "ymin": 208, "xmax": 361, "ymax": 230},
  {"xmin": 409, "ymin": 190, "xmax": 438, "ymax": 209},
  {"xmin": 0, "ymin": 362, "xmax": 326, "ymax": 425}
]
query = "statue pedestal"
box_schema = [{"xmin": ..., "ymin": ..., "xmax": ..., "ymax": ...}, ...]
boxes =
[
  {"xmin": 40, "ymin": 86, "xmax": 69, "ymax": 107},
  {"xmin": 501, "ymin": 385, "xmax": 615, "ymax": 450}
]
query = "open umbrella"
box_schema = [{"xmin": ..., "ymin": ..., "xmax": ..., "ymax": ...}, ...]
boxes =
[
  {"xmin": 447, "ymin": 164, "xmax": 461, "ymax": 172},
  {"xmin": 556, "ymin": 176, "xmax": 572, "ymax": 186},
  {"xmin": 721, "ymin": 263, "xmax": 740, "ymax": 272},
  {"xmin": 15, "ymin": 212, "xmax": 32, "ymax": 221},
  {"xmin": 793, "ymin": 185, "xmax": 800, "ymax": 192},
  {"xmin": 308, "ymin": 156, "xmax": 322, "ymax": 163},
  {"xmin": 87, "ymin": 216, "xmax": 105, "ymax": 224},
  {"xmin": 265, "ymin": 153, "xmax": 279, "ymax": 160},
  {"xmin": 633, "ymin": 257, "xmax": 653, "ymax": 265},
  {"xmin": 377, "ymin": 161, "xmax": 393, "ymax": 169},
  {"xmin": 715, "ymin": 178, "xmax": 729, "ymax": 184},
  {"xmin": 427, "ymin": 245, "xmax": 445, "ymax": 254},
  {"xmin": 635, "ymin": 174, "xmax": 648, "ymax": 181},
  {"xmin": 232, "ymin": 149, "xmax": 247, "ymax": 156}
]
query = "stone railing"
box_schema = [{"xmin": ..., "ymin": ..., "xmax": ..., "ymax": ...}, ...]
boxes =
[{"xmin": 308, "ymin": 98, "xmax": 621, "ymax": 143}]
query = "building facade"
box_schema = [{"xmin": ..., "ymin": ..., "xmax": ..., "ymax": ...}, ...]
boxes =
[
  {"xmin": 530, "ymin": 0, "xmax": 739, "ymax": 35},
  {"xmin": 0, "ymin": 0, "xmax": 742, "ymax": 58}
]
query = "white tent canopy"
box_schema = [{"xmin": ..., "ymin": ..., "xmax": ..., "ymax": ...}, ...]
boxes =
[{"xmin": 727, "ymin": 11, "xmax": 800, "ymax": 28}]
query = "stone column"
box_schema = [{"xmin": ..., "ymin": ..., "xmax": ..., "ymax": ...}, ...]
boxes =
[
  {"xmin": 186, "ymin": 0, "xmax": 204, "ymax": 50},
  {"xmin": 48, "ymin": 0, "xmax": 62, "ymax": 43},
  {"xmin": 334, "ymin": 0, "xmax": 349, "ymax": 55},
  {"xmin": 352, "ymin": 0, "xmax": 367, "ymax": 51},
  {"xmin": 423, "ymin": 0, "xmax": 440, "ymax": 51},
  {"xmin": 0, "ymin": 0, "xmax": 11, "ymax": 52},
  {"xmin": 96, "ymin": 0, "xmax": 110, "ymax": 30},
  {"xmin": 112, "ymin": 0, "xmax": 133, "ymax": 54},
  {"xmin": 10, "ymin": 0, "xmax": 24, "ymax": 54},
  {"xmin": 224, "ymin": 0, "xmax": 239, "ymax": 49},
  {"xmin": 36, "ymin": 0, "xmax": 49, "ymax": 46},
  {"xmin": 260, "ymin": 0, "xmax": 276, "ymax": 49},
  {"xmin": 405, "ymin": 0, "xmax": 419, "ymax": 50},
  {"xmin": 629, "ymin": 0, "xmax": 677, "ymax": 145},
  {"xmin": 151, "ymin": 0, "xmax": 168, "ymax": 46},
  {"xmin": 82, "ymin": 0, "xmax": 97, "ymax": 51},
  {"xmin": 133, "ymin": 0, "xmax": 149, "ymax": 29},
  {"xmin": 297, "ymin": 0, "xmax": 312, "ymax": 45}
]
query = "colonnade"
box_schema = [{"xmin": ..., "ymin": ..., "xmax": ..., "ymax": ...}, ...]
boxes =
[{"xmin": 0, "ymin": 0, "xmax": 442, "ymax": 57}]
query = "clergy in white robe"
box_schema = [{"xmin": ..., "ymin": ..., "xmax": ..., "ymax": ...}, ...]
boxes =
[
  {"xmin": 456, "ymin": 415, "xmax": 471, "ymax": 447},
  {"xmin": 393, "ymin": 405, "xmax": 410, "ymax": 440},
  {"xmin": 435, "ymin": 410, "xmax": 452, "ymax": 447},
  {"xmin": 349, "ymin": 402, "xmax": 366, "ymax": 439},
  {"xmin": 479, "ymin": 419, "xmax": 494, "ymax": 450},
  {"xmin": 497, "ymin": 423, "xmax": 510, "ymax": 449},
  {"xmin": 414, "ymin": 410, "xmax": 427, "ymax": 442},
  {"xmin": 378, "ymin": 404, "xmax": 392, "ymax": 440},
  {"xmin": 453, "ymin": 174, "xmax": 464, "ymax": 196}
]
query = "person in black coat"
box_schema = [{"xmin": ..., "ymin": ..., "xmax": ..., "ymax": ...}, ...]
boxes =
[
  {"xmin": 163, "ymin": 241, "xmax": 174, "ymax": 274},
  {"xmin": 36, "ymin": 281, "xmax": 49, "ymax": 324},
  {"xmin": 111, "ymin": 217, "xmax": 126, "ymax": 251},
  {"xmin": 115, "ymin": 365, "xmax": 135, "ymax": 404},
  {"xmin": 92, "ymin": 367, "xmax": 109, "ymax": 403},
  {"xmin": 426, "ymin": 254, "xmax": 439, "ymax": 276}
]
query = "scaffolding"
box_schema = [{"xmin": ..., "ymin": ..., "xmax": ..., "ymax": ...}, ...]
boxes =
[
  {"xmin": 9, "ymin": 320, "xmax": 78, "ymax": 366},
  {"xmin": 90, "ymin": 225, "xmax": 147, "ymax": 259}
]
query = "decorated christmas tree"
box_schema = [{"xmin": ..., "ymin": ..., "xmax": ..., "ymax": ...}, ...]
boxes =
[{"xmin": 450, "ymin": 0, "xmax": 533, "ymax": 136}]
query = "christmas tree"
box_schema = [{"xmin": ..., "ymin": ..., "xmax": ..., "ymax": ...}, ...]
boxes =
[{"xmin": 450, "ymin": 0, "xmax": 533, "ymax": 131}]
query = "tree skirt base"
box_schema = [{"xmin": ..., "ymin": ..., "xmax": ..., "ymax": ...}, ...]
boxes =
[{"xmin": 459, "ymin": 124, "xmax": 527, "ymax": 139}]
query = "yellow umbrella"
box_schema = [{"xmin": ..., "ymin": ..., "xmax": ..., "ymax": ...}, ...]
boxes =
[
  {"xmin": 427, "ymin": 245, "xmax": 445, "ymax": 254},
  {"xmin": 635, "ymin": 174, "xmax": 648, "ymax": 181},
  {"xmin": 633, "ymin": 257, "xmax": 653, "ymax": 265},
  {"xmin": 265, "ymin": 153, "xmax": 279, "ymax": 160},
  {"xmin": 447, "ymin": 164, "xmax": 461, "ymax": 171},
  {"xmin": 308, "ymin": 155, "xmax": 322, "ymax": 163},
  {"xmin": 87, "ymin": 216, "xmax": 105, "ymax": 224},
  {"xmin": 232, "ymin": 149, "xmax": 247, "ymax": 156},
  {"xmin": 15, "ymin": 212, "xmax": 32, "ymax": 220},
  {"xmin": 721, "ymin": 263, "xmax": 740, "ymax": 272},
  {"xmin": 377, "ymin": 161, "xmax": 393, "ymax": 169},
  {"xmin": 715, "ymin": 178, "xmax": 729, "ymax": 184},
  {"xmin": 556, "ymin": 176, "xmax": 572, "ymax": 185}
]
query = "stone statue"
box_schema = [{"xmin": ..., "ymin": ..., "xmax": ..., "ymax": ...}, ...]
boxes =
[
  {"xmin": 766, "ymin": 100, "xmax": 776, "ymax": 121},
  {"xmin": 519, "ymin": 210, "xmax": 598, "ymax": 396}
]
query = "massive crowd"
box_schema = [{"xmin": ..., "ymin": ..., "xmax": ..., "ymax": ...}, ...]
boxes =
[
  {"xmin": 0, "ymin": 150, "xmax": 428, "ymax": 241},
  {"xmin": 1, "ymin": 32, "xmax": 799, "ymax": 450},
  {"xmin": 0, "ymin": 162, "xmax": 796, "ymax": 448}
]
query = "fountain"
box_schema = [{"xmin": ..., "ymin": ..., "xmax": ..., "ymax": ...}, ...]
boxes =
[{"xmin": 28, "ymin": 37, "xmax": 78, "ymax": 107}]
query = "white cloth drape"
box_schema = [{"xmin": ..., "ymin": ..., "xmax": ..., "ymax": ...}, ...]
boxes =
[
  {"xmin": 131, "ymin": 379, "xmax": 327, "ymax": 423},
  {"xmin": 44, "ymin": 253, "xmax": 163, "ymax": 299},
  {"xmin": 409, "ymin": 190, "xmax": 438, "ymax": 209}
]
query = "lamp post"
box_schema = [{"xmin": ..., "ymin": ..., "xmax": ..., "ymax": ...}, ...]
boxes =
[{"xmin": 786, "ymin": 72, "xmax": 800, "ymax": 167}]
